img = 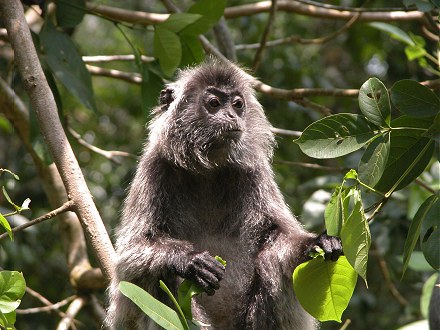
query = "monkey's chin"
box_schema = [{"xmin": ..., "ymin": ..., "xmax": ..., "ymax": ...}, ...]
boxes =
[{"xmin": 203, "ymin": 132, "xmax": 243, "ymax": 166}]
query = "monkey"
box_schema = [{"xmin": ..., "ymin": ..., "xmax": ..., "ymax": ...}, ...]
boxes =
[{"xmin": 106, "ymin": 60, "xmax": 342, "ymax": 330}]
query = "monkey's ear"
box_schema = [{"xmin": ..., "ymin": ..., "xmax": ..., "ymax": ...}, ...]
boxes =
[{"xmin": 159, "ymin": 88, "xmax": 175, "ymax": 109}]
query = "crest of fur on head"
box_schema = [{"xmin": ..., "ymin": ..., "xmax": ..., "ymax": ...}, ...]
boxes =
[{"xmin": 147, "ymin": 59, "xmax": 275, "ymax": 172}]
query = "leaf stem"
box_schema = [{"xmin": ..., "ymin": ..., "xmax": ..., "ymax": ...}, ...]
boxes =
[
  {"xmin": 357, "ymin": 180, "xmax": 385, "ymax": 196},
  {"xmin": 159, "ymin": 281, "xmax": 190, "ymax": 330}
]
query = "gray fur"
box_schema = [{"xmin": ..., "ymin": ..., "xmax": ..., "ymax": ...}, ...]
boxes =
[{"xmin": 106, "ymin": 61, "xmax": 336, "ymax": 329}]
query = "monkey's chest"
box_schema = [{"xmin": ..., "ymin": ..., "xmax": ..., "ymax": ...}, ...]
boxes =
[{"xmin": 191, "ymin": 235, "xmax": 254, "ymax": 327}]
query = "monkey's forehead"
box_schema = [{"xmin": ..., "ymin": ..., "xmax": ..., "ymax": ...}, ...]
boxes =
[{"xmin": 178, "ymin": 62, "xmax": 254, "ymax": 92}]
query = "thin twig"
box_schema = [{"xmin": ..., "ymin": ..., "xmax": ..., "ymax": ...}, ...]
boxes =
[
  {"xmin": 225, "ymin": 1, "xmax": 426, "ymax": 22},
  {"xmin": 85, "ymin": 2, "xmax": 427, "ymax": 25},
  {"xmin": 86, "ymin": 64, "xmax": 142, "ymax": 84},
  {"xmin": 68, "ymin": 127, "xmax": 136, "ymax": 163},
  {"xmin": 292, "ymin": 97, "xmax": 333, "ymax": 116},
  {"xmin": 239, "ymin": 6, "xmax": 362, "ymax": 51},
  {"xmin": 82, "ymin": 54, "xmax": 154, "ymax": 63},
  {"xmin": 56, "ymin": 296, "xmax": 87, "ymax": 330},
  {"xmin": 0, "ymin": 201, "xmax": 75, "ymax": 240},
  {"xmin": 271, "ymin": 127, "xmax": 302, "ymax": 137},
  {"xmin": 415, "ymin": 178, "xmax": 437, "ymax": 194},
  {"xmin": 372, "ymin": 247, "xmax": 408, "ymax": 307},
  {"xmin": 339, "ymin": 319, "xmax": 352, "ymax": 330},
  {"xmin": 17, "ymin": 295, "xmax": 76, "ymax": 314},
  {"xmin": 252, "ymin": 0, "xmax": 278, "ymax": 71},
  {"xmin": 274, "ymin": 159, "xmax": 346, "ymax": 172}
]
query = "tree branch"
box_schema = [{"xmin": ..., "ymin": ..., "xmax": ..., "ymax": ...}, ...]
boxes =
[
  {"xmin": 1, "ymin": 0, "xmax": 115, "ymax": 281},
  {"xmin": 68, "ymin": 127, "xmax": 136, "ymax": 164},
  {"xmin": 225, "ymin": 1, "xmax": 427, "ymax": 22},
  {"xmin": 0, "ymin": 201, "xmax": 74, "ymax": 240},
  {"xmin": 252, "ymin": 0, "xmax": 278, "ymax": 71},
  {"xmin": 56, "ymin": 296, "xmax": 87, "ymax": 330},
  {"xmin": 85, "ymin": 1, "xmax": 428, "ymax": 26}
]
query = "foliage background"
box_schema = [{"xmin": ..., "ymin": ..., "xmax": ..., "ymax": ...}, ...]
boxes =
[{"xmin": 0, "ymin": 0, "xmax": 438, "ymax": 329}]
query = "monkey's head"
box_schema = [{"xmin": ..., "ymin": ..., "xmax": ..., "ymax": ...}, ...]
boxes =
[{"xmin": 148, "ymin": 60, "xmax": 275, "ymax": 172}]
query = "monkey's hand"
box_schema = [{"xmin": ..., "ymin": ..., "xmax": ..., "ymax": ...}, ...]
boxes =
[
  {"xmin": 307, "ymin": 233, "xmax": 343, "ymax": 262},
  {"xmin": 174, "ymin": 251, "xmax": 225, "ymax": 296}
]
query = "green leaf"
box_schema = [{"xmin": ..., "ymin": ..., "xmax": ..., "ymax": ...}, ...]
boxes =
[
  {"xmin": 358, "ymin": 132, "xmax": 391, "ymax": 188},
  {"xmin": 141, "ymin": 66, "xmax": 164, "ymax": 112},
  {"xmin": 424, "ymin": 112, "xmax": 440, "ymax": 142},
  {"xmin": 181, "ymin": 0, "xmax": 227, "ymax": 35},
  {"xmin": 420, "ymin": 196, "xmax": 440, "ymax": 269},
  {"xmin": 374, "ymin": 116, "xmax": 435, "ymax": 193},
  {"xmin": 359, "ymin": 78, "xmax": 391, "ymax": 127},
  {"xmin": 40, "ymin": 22, "xmax": 97, "ymax": 112},
  {"xmin": 292, "ymin": 256, "xmax": 357, "ymax": 322},
  {"xmin": 0, "ymin": 310, "xmax": 16, "ymax": 328},
  {"xmin": 391, "ymin": 80, "xmax": 440, "ymax": 117},
  {"xmin": 159, "ymin": 281, "xmax": 190, "ymax": 330},
  {"xmin": 2, "ymin": 187, "xmax": 19, "ymax": 212},
  {"xmin": 159, "ymin": 13, "xmax": 203, "ymax": 33},
  {"xmin": 56, "ymin": 0, "xmax": 86, "ymax": 28},
  {"xmin": 325, "ymin": 186, "xmax": 343, "ymax": 237},
  {"xmin": 119, "ymin": 281, "xmax": 186, "ymax": 330},
  {"xmin": 177, "ymin": 280, "xmax": 204, "ymax": 320},
  {"xmin": 295, "ymin": 114, "xmax": 379, "ymax": 159},
  {"xmin": 368, "ymin": 22, "xmax": 414, "ymax": 46},
  {"xmin": 340, "ymin": 189, "xmax": 370, "ymax": 284},
  {"xmin": 404, "ymin": 45, "xmax": 427, "ymax": 61},
  {"xmin": 180, "ymin": 35, "xmax": 205, "ymax": 67},
  {"xmin": 154, "ymin": 26, "xmax": 182, "ymax": 77},
  {"xmin": 402, "ymin": 194, "xmax": 438, "ymax": 276},
  {"xmin": 0, "ymin": 271, "xmax": 26, "ymax": 314},
  {"xmin": 421, "ymin": 273, "xmax": 438, "ymax": 318},
  {"xmin": 0, "ymin": 214, "xmax": 13, "ymax": 241}
]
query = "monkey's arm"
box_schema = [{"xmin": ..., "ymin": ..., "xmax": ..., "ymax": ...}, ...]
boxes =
[{"xmin": 115, "ymin": 234, "xmax": 225, "ymax": 295}]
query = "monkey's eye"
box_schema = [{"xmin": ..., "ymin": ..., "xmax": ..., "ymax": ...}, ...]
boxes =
[
  {"xmin": 208, "ymin": 98, "xmax": 221, "ymax": 108},
  {"xmin": 232, "ymin": 99, "xmax": 244, "ymax": 109}
]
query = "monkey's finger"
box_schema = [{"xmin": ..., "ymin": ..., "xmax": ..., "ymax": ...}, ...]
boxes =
[{"xmin": 192, "ymin": 252, "xmax": 225, "ymax": 280}]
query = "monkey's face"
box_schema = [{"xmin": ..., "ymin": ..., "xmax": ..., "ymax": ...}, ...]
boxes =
[
  {"xmin": 151, "ymin": 62, "xmax": 275, "ymax": 172},
  {"xmin": 170, "ymin": 84, "xmax": 248, "ymax": 168},
  {"xmin": 200, "ymin": 86, "xmax": 246, "ymax": 147}
]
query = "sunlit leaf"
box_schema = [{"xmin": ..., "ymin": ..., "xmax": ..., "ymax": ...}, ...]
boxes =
[
  {"xmin": 358, "ymin": 132, "xmax": 390, "ymax": 188},
  {"xmin": 368, "ymin": 22, "xmax": 414, "ymax": 46},
  {"xmin": 340, "ymin": 189, "xmax": 370, "ymax": 284},
  {"xmin": 325, "ymin": 186, "xmax": 343, "ymax": 237},
  {"xmin": 0, "ymin": 271, "xmax": 26, "ymax": 314},
  {"xmin": 295, "ymin": 114, "xmax": 378, "ymax": 159},
  {"xmin": 402, "ymin": 194, "xmax": 438, "ymax": 276},
  {"xmin": 359, "ymin": 78, "xmax": 391, "ymax": 127},
  {"xmin": 292, "ymin": 256, "xmax": 357, "ymax": 322},
  {"xmin": 119, "ymin": 281, "xmax": 186, "ymax": 330}
]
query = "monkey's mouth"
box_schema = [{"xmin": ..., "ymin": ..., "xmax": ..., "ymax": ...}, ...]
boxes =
[{"xmin": 222, "ymin": 129, "xmax": 243, "ymax": 139}]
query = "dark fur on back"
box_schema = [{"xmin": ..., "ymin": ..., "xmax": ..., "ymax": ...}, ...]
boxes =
[{"xmin": 106, "ymin": 61, "xmax": 338, "ymax": 329}]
